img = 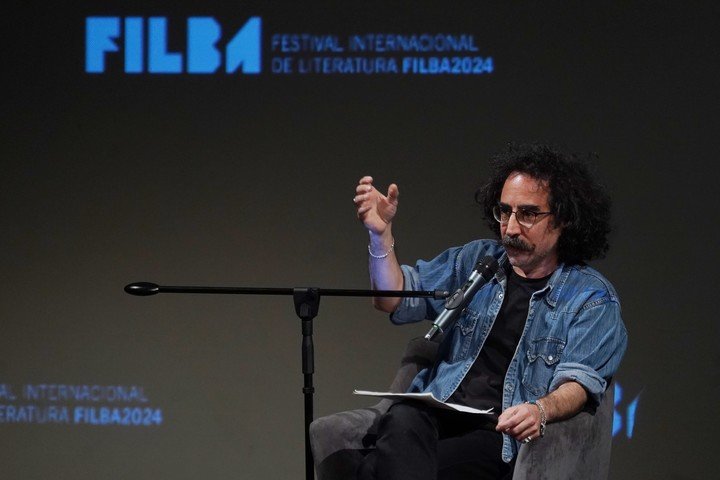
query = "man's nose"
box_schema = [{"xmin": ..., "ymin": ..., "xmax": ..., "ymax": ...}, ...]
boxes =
[{"xmin": 505, "ymin": 212, "xmax": 522, "ymax": 236}]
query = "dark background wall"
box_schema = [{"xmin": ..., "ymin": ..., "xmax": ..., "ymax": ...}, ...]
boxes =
[{"xmin": 1, "ymin": 1, "xmax": 718, "ymax": 478}]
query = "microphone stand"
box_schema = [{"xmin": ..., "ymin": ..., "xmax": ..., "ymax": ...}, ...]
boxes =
[{"xmin": 124, "ymin": 282, "xmax": 448, "ymax": 480}]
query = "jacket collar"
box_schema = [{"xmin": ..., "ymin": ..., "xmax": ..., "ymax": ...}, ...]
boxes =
[{"xmin": 496, "ymin": 251, "xmax": 568, "ymax": 308}]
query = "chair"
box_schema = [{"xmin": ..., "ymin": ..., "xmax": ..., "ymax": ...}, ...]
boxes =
[{"xmin": 310, "ymin": 337, "xmax": 615, "ymax": 480}]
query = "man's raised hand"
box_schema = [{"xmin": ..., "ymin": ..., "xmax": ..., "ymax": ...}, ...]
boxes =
[{"xmin": 354, "ymin": 176, "xmax": 399, "ymax": 236}]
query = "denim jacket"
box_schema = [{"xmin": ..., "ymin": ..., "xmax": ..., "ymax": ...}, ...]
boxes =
[{"xmin": 391, "ymin": 239, "xmax": 628, "ymax": 462}]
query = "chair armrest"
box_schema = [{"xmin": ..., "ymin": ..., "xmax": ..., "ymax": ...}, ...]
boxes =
[
  {"xmin": 310, "ymin": 404, "xmax": 388, "ymax": 466},
  {"xmin": 512, "ymin": 383, "xmax": 615, "ymax": 480}
]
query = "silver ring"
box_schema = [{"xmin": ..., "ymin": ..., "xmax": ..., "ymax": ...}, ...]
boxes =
[{"xmin": 523, "ymin": 436, "xmax": 532, "ymax": 444}]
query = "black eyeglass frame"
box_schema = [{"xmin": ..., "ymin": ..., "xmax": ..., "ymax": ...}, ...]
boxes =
[{"xmin": 492, "ymin": 204, "xmax": 553, "ymax": 228}]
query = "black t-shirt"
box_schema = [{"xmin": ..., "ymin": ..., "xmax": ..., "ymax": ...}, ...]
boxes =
[{"xmin": 448, "ymin": 262, "xmax": 550, "ymax": 419}]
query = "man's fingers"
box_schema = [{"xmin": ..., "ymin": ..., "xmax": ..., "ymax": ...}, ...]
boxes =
[
  {"xmin": 356, "ymin": 183, "xmax": 374, "ymax": 195},
  {"xmin": 496, "ymin": 407, "xmax": 520, "ymax": 430},
  {"xmin": 516, "ymin": 425, "xmax": 537, "ymax": 441},
  {"xmin": 498, "ymin": 406, "xmax": 528, "ymax": 427},
  {"xmin": 353, "ymin": 192, "xmax": 370, "ymax": 204},
  {"xmin": 354, "ymin": 177, "xmax": 398, "ymax": 227},
  {"xmin": 497, "ymin": 405, "xmax": 541, "ymax": 441},
  {"xmin": 511, "ymin": 420, "xmax": 539, "ymax": 442},
  {"xmin": 505, "ymin": 416, "xmax": 535, "ymax": 436},
  {"xmin": 387, "ymin": 183, "xmax": 399, "ymax": 203}
]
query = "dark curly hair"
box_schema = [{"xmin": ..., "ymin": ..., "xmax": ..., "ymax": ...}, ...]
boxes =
[{"xmin": 475, "ymin": 143, "xmax": 612, "ymax": 265}]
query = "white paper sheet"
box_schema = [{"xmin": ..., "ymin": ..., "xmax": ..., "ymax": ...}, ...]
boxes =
[{"xmin": 353, "ymin": 390, "xmax": 493, "ymax": 414}]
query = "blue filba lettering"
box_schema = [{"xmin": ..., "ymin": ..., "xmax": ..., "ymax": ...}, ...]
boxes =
[
  {"xmin": 124, "ymin": 17, "xmax": 143, "ymax": 73},
  {"xmin": 187, "ymin": 17, "xmax": 221, "ymax": 73},
  {"xmin": 148, "ymin": 17, "xmax": 181, "ymax": 73},
  {"xmin": 225, "ymin": 16, "xmax": 261, "ymax": 74},
  {"xmin": 86, "ymin": 17, "xmax": 120, "ymax": 73},
  {"xmin": 85, "ymin": 16, "xmax": 261, "ymax": 74}
]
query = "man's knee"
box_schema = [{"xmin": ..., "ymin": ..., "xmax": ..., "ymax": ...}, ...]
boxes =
[{"xmin": 379, "ymin": 402, "xmax": 436, "ymax": 439}]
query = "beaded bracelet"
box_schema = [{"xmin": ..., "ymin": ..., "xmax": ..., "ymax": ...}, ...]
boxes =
[{"xmin": 368, "ymin": 239, "xmax": 395, "ymax": 259}]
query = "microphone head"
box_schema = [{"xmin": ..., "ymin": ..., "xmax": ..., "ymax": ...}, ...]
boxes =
[
  {"xmin": 124, "ymin": 282, "xmax": 160, "ymax": 296},
  {"xmin": 476, "ymin": 256, "xmax": 500, "ymax": 279}
]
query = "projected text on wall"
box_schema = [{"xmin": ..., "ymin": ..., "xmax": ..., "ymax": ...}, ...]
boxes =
[
  {"xmin": 85, "ymin": 16, "xmax": 494, "ymax": 76},
  {"xmin": 0, "ymin": 383, "xmax": 163, "ymax": 427}
]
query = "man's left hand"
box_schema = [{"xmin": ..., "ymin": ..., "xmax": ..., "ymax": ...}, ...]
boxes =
[{"xmin": 495, "ymin": 403, "xmax": 541, "ymax": 442}]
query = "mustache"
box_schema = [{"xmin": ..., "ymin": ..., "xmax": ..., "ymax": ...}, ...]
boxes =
[{"xmin": 502, "ymin": 235, "xmax": 532, "ymax": 252}]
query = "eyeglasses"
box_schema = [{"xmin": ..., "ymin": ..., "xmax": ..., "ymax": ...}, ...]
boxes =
[{"xmin": 492, "ymin": 204, "xmax": 553, "ymax": 228}]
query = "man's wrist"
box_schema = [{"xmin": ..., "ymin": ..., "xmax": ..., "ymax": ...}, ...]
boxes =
[
  {"xmin": 368, "ymin": 238, "xmax": 395, "ymax": 259},
  {"xmin": 368, "ymin": 229, "xmax": 393, "ymax": 251},
  {"xmin": 527, "ymin": 400, "xmax": 547, "ymax": 437}
]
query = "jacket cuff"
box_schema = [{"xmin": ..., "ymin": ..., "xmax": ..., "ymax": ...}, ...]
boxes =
[
  {"xmin": 389, "ymin": 265, "xmax": 426, "ymax": 324},
  {"xmin": 549, "ymin": 362, "xmax": 608, "ymax": 405}
]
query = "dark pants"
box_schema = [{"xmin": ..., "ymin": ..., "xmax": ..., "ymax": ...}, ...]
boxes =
[{"xmin": 358, "ymin": 401, "xmax": 514, "ymax": 480}]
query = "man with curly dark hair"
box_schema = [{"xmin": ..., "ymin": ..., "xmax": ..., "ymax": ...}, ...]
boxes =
[
  {"xmin": 476, "ymin": 143, "xmax": 612, "ymax": 266},
  {"xmin": 351, "ymin": 143, "xmax": 627, "ymax": 479}
]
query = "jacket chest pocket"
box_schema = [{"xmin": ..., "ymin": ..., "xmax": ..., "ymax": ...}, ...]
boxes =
[
  {"xmin": 521, "ymin": 337, "xmax": 565, "ymax": 396},
  {"xmin": 448, "ymin": 309, "xmax": 480, "ymax": 361}
]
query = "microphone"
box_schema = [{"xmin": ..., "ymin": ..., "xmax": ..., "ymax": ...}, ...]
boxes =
[{"xmin": 424, "ymin": 256, "xmax": 499, "ymax": 341}]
